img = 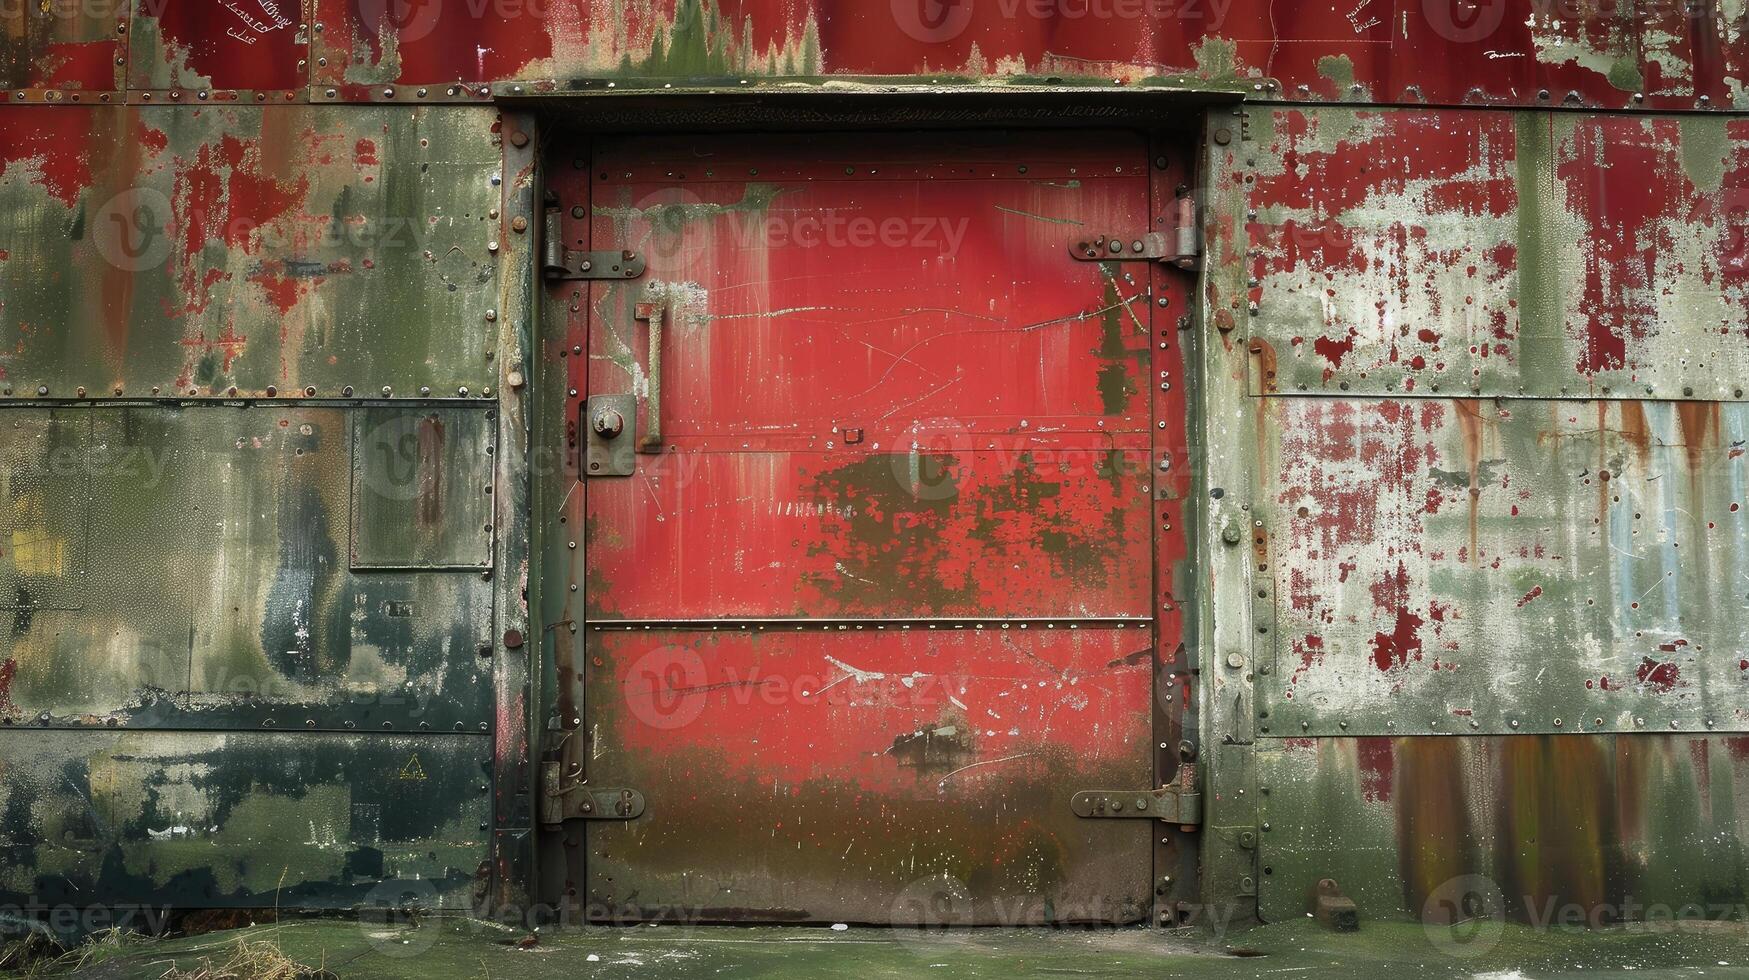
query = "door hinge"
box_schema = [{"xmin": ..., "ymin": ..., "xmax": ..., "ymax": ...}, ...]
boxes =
[
  {"xmin": 1072, "ymin": 763, "xmax": 1201, "ymax": 826},
  {"xmin": 1068, "ymin": 195, "xmax": 1199, "ymax": 270},
  {"xmin": 542, "ymin": 208, "xmax": 648, "ymax": 281},
  {"xmin": 538, "ymin": 761, "xmax": 646, "ymax": 825}
]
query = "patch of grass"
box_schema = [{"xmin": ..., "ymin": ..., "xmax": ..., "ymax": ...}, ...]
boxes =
[{"xmin": 155, "ymin": 937, "xmax": 332, "ymax": 980}]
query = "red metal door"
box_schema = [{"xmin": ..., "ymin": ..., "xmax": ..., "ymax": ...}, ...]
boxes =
[{"xmin": 561, "ymin": 130, "xmax": 1184, "ymax": 924}]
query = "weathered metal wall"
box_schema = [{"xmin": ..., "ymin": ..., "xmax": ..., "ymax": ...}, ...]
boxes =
[
  {"xmin": 0, "ymin": 101, "xmax": 514, "ymax": 912},
  {"xmin": 1200, "ymin": 99, "xmax": 1749, "ymax": 925},
  {"xmin": 14, "ymin": 1, "xmax": 1749, "ymax": 111}
]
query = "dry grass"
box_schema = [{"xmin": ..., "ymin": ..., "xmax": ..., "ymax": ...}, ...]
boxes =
[{"xmin": 155, "ymin": 936, "xmax": 331, "ymax": 980}]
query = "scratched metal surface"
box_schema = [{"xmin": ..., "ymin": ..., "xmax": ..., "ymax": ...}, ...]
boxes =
[
  {"xmin": 302, "ymin": 0, "xmax": 1749, "ymax": 110},
  {"xmin": 1254, "ymin": 736, "xmax": 1749, "ymax": 923},
  {"xmin": 576, "ymin": 131, "xmax": 1157, "ymax": 622},
  {"xmin": 127, "ymin": 0, "xmax": 310, "ymax": 95},
  {"xmin": 583, "ymin": 627, "xmax": 1155, "ymax": 924},
  {"xmin": 0, "ymin": 730, "xmax": 491, "ymax": 908},
  {"xmin": 1258, "ymin": 396, "xmax": 1749, "ymax": 737},
  {"xmin": 550, "ymin": 129, "xmax": 1174, "ymax": 923},
  {"xmin": 0, "ymin": 403, "xmax": 495, "ymax": 731},
  {"xmin": 1245, "ymin": 108, "xmax": 1749, "ymax": 401},
  {"xmin": 0, "ymin": 104, "xmax": 500, "ymax": 397}
]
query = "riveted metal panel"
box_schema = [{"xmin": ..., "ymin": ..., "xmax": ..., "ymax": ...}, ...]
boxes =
[
  {"xmin": 0, "ymin": 404, "xmax": 494, "ymax": 731},
  {"xmin": 126, "ymin": 0, "xmax": 310, "ymax": 98},
  {"xmin": 582, "ymin": 627, "xmax": 1154, "ymax": 924},
  {"xmin": 1244, "ymin": 108, "xmax": 1749, "ymax": 401},
  {"xmin": 0, "ymin": 730, "xmax": 491, "ymax": 909},
  {"xmin": 1258, "ymin": 397, "xmax": 1749, "ymax": 737},
  {"xmin": 351, "ymin": 404, "xmax": 495, "ymax": 570},
  {"xmin": 0, "ymin": 104, "xmax": 500, "ymax": 398},
  {"xmin": 584, "ymin": 447, "xmax": 1153, "ymax": 621},
  {"xmin": 307, "ymin": 0, "xmax": 1749, "ymax": 112},
  {"xmin": 1255, "ymin": 736, "xmax": 1749, "ymax": 924},
  {"xmin": 0, "ymin": 2, "xmax": 124, "ymax": 94}
]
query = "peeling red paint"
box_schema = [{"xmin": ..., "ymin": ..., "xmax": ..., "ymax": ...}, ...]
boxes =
[
  {"xmin": 1636, "ymin": 658, "xmax": 1680, "ymax": 693},
  {"xmin": 1355, "ymin": 738, "xmax": 1394, "ymax": 803}
]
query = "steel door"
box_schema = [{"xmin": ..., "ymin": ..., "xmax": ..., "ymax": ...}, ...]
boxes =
[{"xmin": 552, "ymin": 130, "xmax": 1189, "ymax": 924}]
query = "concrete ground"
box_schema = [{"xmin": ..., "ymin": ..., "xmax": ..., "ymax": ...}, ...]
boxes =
[{"xmin": 19, "ymin": 916, "xmax": 1749, "ymax": 979}]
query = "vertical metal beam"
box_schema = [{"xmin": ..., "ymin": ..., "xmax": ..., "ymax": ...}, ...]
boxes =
[
  {"xmin": 488, "ymin": 108, "xmax": 541, "ymax": 919},
  {"xmin": 1149, "ymin": 131, "xmax": 1202, "ymax": 927},
  {"xmin": 1192, "ymin": 104, "xmax": 1262, "ymax": 926}
]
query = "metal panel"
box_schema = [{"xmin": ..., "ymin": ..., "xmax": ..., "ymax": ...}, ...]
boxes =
[
  {"xmin": 585, "ymin": 447, "xmax": 1153, "ymax": 620},
  {"xmin": 351, "ymin": 405, "xmax": 495, "ymax": 569},
  {"xmin": 0, "ymin": 3, "xmax": 123, "ymax": 93},
  {"xmin": 0, "ymin": 404, "xmax": 494, "ymax": 731},
  {"xmin": 1255, "ymin": 736, "xmax": 1749, "ymax": 924},
  {"xmin": 0, "ymin": 410, "xmax": 90, "ymax": 611},
  {"xmin": 308, "ymin": 0, "xmax": 1749, "ymax": 111},
  {"xmin": 578, "ymin": 130, "xmax": 1157, "ymax": 623},
  {"xmin": 1245, "ymin": 108, "xmax": 1749, "ymax": 401},
  {"xmin": 0, "ymin": 104, "xmax": 500, "ymax": 398},
  {"xmin": 582, "ymin": 627, "xmax": 1155, "ymax": 923},
  {"xmin": 1260, "ymin": 397, "xmax": 1749, "ymax": 737},
  {"xmin": 126, "ymin": 0, "xmax": 310, "ymax": 96},
  {"xmin": 0, "ymin": 731, "xmax": 491, "ymax": 909},
  {"xmin": 558, "ymin": 130, "xmax": 1171, "ymax": 923}
]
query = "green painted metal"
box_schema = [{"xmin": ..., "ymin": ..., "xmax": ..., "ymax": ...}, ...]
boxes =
[
  {"xmin": 0, "ymin": 403, "xmax": 495, "ymax": 732},
  {"xmin": 0, "ymin": 104, "xmax": 501, "ymax": 399},
  {"xmin": 1243, "ymin": 108, "xmax": 1749, "ymax": 402},
  {"xmin": 1255, "ymin": 736, "xmax": 1749, "ymax": 924},
  {"xmin": 0, "ymin": 730, "xmax": 491, "ymax": 909},
  {"xmin": 351, "ymin": 405, "xmax": 495, "ymax": 570},
  {"xmin": 1259, "ymin": 398, "xmax": 1749, "ymax": 737}
]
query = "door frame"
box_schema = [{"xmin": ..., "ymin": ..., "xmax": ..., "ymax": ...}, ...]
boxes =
[{"xmin": 504, "ymin": 93, "xmax": 1227, "ymax": 929}]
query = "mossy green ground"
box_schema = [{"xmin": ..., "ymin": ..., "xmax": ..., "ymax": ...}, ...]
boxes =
[{"xmin": 24, "ymin": 917, "xmax": 1749, "ymax": 979}]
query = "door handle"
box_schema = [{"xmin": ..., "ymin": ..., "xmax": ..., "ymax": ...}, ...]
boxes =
[{"xmin": 634, "ymin": 301, "xmax": 664, "ymax": 453}]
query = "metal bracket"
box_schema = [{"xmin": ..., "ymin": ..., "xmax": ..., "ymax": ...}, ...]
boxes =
[
  {"xmin": 1074, "ymin": 763, "xmax": 1201, "ymax": 825},
  {"xmin": 1070, "ymin": 232, "xmax": 1171, "ymax": 262},
  {"xmin": 546, "ymin": 249, "xmax": 647, "ymax": 281},
  {"xmin": 539, "ymin": 762, "xmax": 646, "ymax": 824},
  {"xmin": 542, "ymin": 209, "xmax": 647, "ymax": 281},
  {"xmin": 583, "ymin": 393, "xmax": 637, "ymax": 477},
  {"xmin": 1068, "ymin": 196, "xmax": 1199, "ymax": 269},
  {"xmin": 1072, "ymin": 787, "xmax": 1202, "ymax": 825}
]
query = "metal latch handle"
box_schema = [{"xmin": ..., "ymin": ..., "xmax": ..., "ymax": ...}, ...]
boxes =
[{"xmin": 634, "ymin": 301, "xmax": 664, "ymax": 453}]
